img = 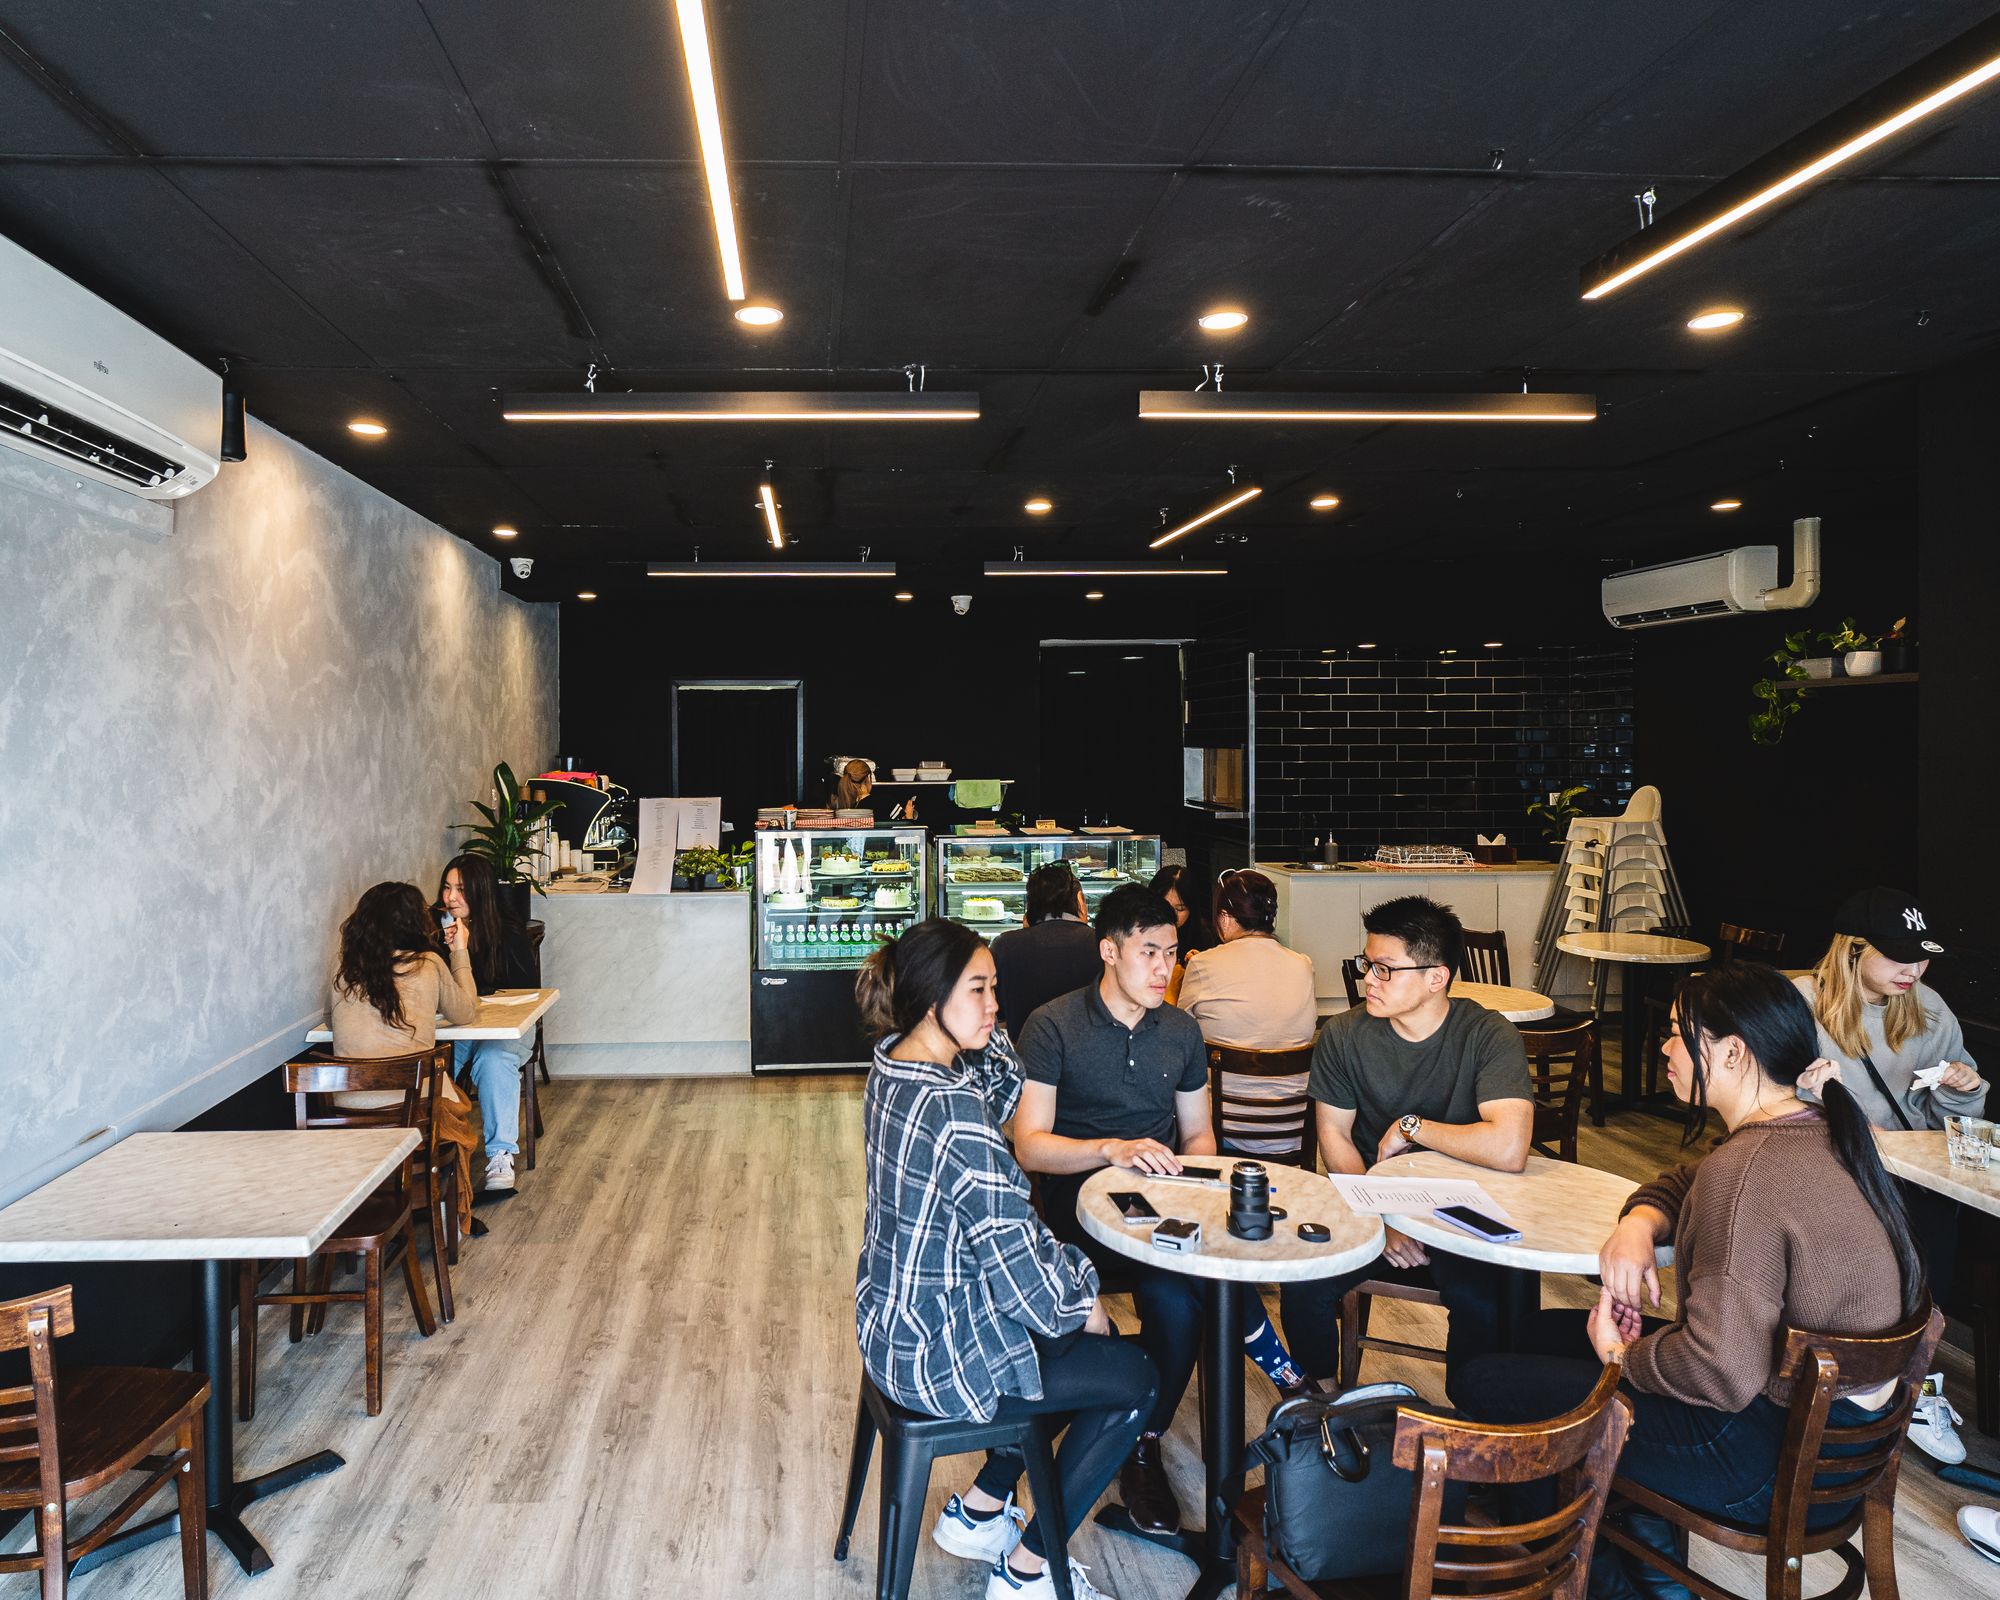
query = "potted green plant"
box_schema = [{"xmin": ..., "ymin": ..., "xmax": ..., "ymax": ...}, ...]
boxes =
[
  {"xmin": 1524, "ymin": 785, "xmax": 1590, "ymax": 856},
  {"xmin": 453, "ymin": 761, "xmax": 564, "ymax": 920},
  {"xmin": 1749, "ymin": 629, "xmax": 1811, "ymax": 745},
  {"xmin": 672, "ymin": 845, "xmax": 735, "ymax": 890},
  {"xmin": 1818, "ymin": 616, "xmax": 1882, "ymax": 678}
]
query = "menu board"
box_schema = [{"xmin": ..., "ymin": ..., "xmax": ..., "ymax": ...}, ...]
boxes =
[{"xmin": 629, "ymin": 797, "xmax": 722, "ymax": 895}]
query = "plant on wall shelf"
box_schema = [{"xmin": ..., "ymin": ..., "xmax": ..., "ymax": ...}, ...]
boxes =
[
  {"xmin": 1817, "ymin": 617, "xmax": 1880, "ymax": 655},
  {"xmin": 1748, "ymin": 629, "xmax": 1811, "ymax": 746},
  {"xmin": 454, "ymin": 761, "xmax": 564, "ymax": 884},
  {"xmin": 1525, "ymin": 785, "xmax": 1590, "ymax": 843}
]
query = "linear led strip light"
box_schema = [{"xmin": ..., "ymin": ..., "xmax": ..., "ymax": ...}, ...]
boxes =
[
  {"xmin": 674, "ymin": 0, "xmax": 746, "ymax": 300},
  {"xmin": 758, "ymin": 480, "xmax": 784, "ymax": 549},
  {"xmin": 983, "ymin": 563, "xmax": 1230, "ymax": 577},
  {"xmin": 1581, "ymin": 14, "xmax": 2000, "ymax": 299},
  {"xmin": 646, "ymin": 562, "xmax": 895, "ymax": 577},
  {"xmin": 1152, "ymin": 484, "xmax": 1256, "ymax": 552},
  {"xmin": 1139, "ymin": 391, "xmax": 1595, "ymax": 424},
  {"xmin": 503, "ymin": 391, "xmax": 980, "ymax": 422}
]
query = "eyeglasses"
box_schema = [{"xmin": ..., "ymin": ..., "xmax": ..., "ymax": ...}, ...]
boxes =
[{"xmin": 1351, "ymin": 954, "xmax": 1445, "ymax": 981}]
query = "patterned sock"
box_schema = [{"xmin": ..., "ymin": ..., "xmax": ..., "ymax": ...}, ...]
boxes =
[{"xmin": 1242, "ymin": 1316, "xmax": 1306, "ymax": 1389}]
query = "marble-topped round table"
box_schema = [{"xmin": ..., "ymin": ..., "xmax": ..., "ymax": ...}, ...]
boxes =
[
  {"xmin": 1078, "ymin": 1163, "xmax": 1381, "ymax": 1600},
  {"xmin": 1371, "ymin": 1149, "xmax": 1675, "ymax": 1275},
  {"xmin": 1555, "ymin": 932, "xmax": 1711, "ymax": 1110},
  {"xmin": 1316, "ymin": 980, "xmax": 1555, "ymax": 1023}
]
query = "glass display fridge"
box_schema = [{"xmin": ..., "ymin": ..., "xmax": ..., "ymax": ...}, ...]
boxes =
[
  {"xmin": 933, "ymin": 833, "xmax": 1163, "ymax": 942},
  {"xmin": 750, "ymin": 827, "xmax": 928, "ymax": 1072}
]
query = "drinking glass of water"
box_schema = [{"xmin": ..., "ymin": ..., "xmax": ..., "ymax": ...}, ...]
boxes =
[{"xmin": 1945, "ymin": 1114, "xmax": 1995, "ymax": 1172}]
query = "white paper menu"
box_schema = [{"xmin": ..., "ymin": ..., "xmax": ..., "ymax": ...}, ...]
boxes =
[
  {"xmin": 1327, "ymin": 1174, "xmax": 1514, "ymax": 1221},
  {"xmin": 629, "ymin": 797, "xmax": 680, "ymax": 895}
]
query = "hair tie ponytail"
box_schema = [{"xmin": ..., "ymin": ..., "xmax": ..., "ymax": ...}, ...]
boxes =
[{"xmin": 1816, "ymin": 1077, "xmax": 1926, "ymax": 1317}]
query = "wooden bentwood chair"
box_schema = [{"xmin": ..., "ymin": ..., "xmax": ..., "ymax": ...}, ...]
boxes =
[
  {"xmin": 1235, "ymin": 1362, "xmax": 1633, "ymax": 1600},
  {"xmin": 0, "ymin": 1284, "xmax": 211, "ymax": 1600},
  {"xmin": 1208, "ymin": 1045, "xmax": 1319, "ymax": 1169},
  {"xmin": 1605, "ymin": 1303, "xmax": 1943, "ymax": 1600},
  {"xmin": 1520, "ymin": 1018, "xmax": 1599, "ymax": 1165},
  {"xmin": 237, "ymin": 1049, "xmax": 444, "ymax": 1419},
  {"xmin": 1457, "ymin": 928, "xmax": 1512, "ymax": 987}
]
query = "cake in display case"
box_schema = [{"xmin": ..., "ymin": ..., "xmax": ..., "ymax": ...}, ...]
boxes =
[
  {"xmin": 751, "ymin": 827, "xmax": 927, "ymax": 1071},
  {"xmin": 934, "ymin": 833, "xmax": 1163, "ymax": 940}
]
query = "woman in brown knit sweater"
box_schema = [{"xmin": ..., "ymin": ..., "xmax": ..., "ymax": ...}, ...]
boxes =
[{"xmin": 1461, "ymin": 964, "xmax": 1925, "ymax": 1599}]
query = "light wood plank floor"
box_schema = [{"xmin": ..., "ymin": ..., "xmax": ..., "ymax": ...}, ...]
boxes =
[{"xmin": 23, "ymin": 1075, "xmax": 1997, "ymax": 1599}]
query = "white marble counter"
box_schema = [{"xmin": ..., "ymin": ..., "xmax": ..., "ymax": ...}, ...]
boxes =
[
  {"xmin": 1078, "ymin": 1163, "xmax": 1382, "ymax": 1283},
  {"xmin": 537, "ymin": 889, "xmax": 752, "ymax": 1077},
  {"xmin": 1266, "ymin": 862, "xmax": 1561, "ymax": 1010}
]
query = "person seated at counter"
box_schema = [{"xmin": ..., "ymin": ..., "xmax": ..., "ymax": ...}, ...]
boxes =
[
  {"xmin": 854, "ymin": 916, "xmax": 1154, "ymax": 1600},
  {"xmin": 438, "ymin": 853, "xmax": 540, "ymax": 1195},
  {"xmin": 1793, "ymin": 885, "xmax": 1985, "ymax": 1464},
  {"xmin": 991, "ymin": 864, "xmax": 1102, "ymax": 1039},
  {"xmin": 1015, "ymin": 885, "xmax": 1309, "ymax": 1536},
  {"xmin": 1458, "ymin": 964, "xmax": 1919, "ymax": 1599},
  {"xmin": 1176, "ymin": 868, "xmax": 1316, "ymax": 1158},
  {"xmin": 329, "ymin": 881, "xmax": 478, "ymax": 1232},
  {"xmin": 1277, "ymin": 894, "xmax": 1532, "ymax": 1397}
]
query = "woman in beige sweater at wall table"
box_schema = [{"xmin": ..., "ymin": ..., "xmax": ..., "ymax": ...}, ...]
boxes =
[{"xmin": 329, "ymin": 881, "xmax": 480, "ymax": 1231}]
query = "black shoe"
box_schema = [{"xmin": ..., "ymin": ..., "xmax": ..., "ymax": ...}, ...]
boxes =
[{"xmin": 1117, "ymin": 1433, "xmax": 1183, "ymax": 1536}]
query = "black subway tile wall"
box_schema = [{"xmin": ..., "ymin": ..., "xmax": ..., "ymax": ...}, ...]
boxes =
[{"xmin": 1252, "ymin": 647, "xmax": 1634, "ymax": 860}]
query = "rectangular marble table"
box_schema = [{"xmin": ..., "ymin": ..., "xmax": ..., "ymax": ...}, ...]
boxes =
[
  {"xmin": 302, "ymin": 986, "xmax": 559, "ymax": 1045},
  {"xmin": 0, "ymin": 1128, "xmax": 420, "ymax": 1575},
  {"xmin": 1876, "ymin": 1129, "xmax": 2000, "ymax": 1217}
]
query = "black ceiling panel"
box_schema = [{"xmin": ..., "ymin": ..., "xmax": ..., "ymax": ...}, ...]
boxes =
[
  {"xmin": 421, "ymin": 0, "xmax": 847, "ymax": 161},
  {"xmin": 0, "ymin": 50, "xmax": 121, "ymax": 156},
  {"xmin": 853, "ymin": 0, "xmax": 1290, "ymax": 164},
  {"xmin": 0, "ymin": 0, "xmax": 478, "ymax": 159},
  {"xmin": 168, "ymin": 164, "xmax": 586, "ymax": 367}
]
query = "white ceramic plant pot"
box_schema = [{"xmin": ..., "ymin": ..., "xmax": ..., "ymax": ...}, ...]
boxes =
[
  {"xmin": 1800, "ymin": 656, "xmax": 1838, "ymax": 679},
  {"xmin": 1844, "ymin": 650, "xmax": 1882, "ymax": 677}
]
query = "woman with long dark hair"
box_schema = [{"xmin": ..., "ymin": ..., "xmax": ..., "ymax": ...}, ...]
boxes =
[
  {"xmin": 437, "ymin": 853, "xmax": 539, "ymax": 1194},
  {"xmin": 854, "ymin": 917, "xmax": 1156, "ymax": 1600},
  {"xmin": 1148, "ymin": 864, "xmax": 1215, "ymax": 958},
  {"xmin": 329, "ymin": 880, "xmax": 479, "ymax": 1229},
  {"xmin": 1460, "ymin": 963, "xmax": 1924, "ymax": 1592}
]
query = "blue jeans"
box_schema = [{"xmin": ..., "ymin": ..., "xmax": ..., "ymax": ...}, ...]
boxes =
[{"xmin": 454, "ymin": 1036, "xmax": 531, "ymax": 1157}]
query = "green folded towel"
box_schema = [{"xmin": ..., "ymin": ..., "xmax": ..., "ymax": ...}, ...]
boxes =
[{"xmin": 952, "ymin": 779, "xmax": 1003, "ymax": 809}]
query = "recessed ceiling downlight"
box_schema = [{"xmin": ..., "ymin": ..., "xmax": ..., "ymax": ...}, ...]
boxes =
[
  {"xmin": 1024, "ymin": 497, "xmax": 1053, "ymax": 514},
  {"xmin": 1309, "ymin": 494, "xmax": 1340, "ymax": 511},
  {"xmin": 735, "ymin": 304, "xmax": 784, "ymax": 326},
  {"xmin": 1687, "ymin": 308, "xmax": 1745, "ymax": 331},
  {"xmin": 1197, "ymin": 309, "xmax": 1249, "ymax": 332},
  {"xmin": 1710, "ymin": 499, "xmax": 1743, "ymax": 512},
  {"xmin": 347, "ymin": 419, "xmax": 387, "ymax": 437}
]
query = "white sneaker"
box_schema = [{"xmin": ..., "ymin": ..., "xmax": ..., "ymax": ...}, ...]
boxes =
[
  {"xmin": 1960, "ymin": 1505, "xmax": 2000, "ymax": 1564},
  {"xmin": 484, "ymin": 1152, "xmax": 516, "ymax": 1193},
  {"xmin": 932, "ymin": 1494, "xmax": 1025, "ymax": 1563},
  {"xmin": 1906, "ymin": 1373, "xmax": 1966, "ymax": 1465},
  {"xmin": 986, "ymin": 1555, "xmax": 1114, "ymax": 1600}
]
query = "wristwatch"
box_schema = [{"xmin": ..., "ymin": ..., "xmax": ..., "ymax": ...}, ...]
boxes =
[{"xmin": 1398, "ymin": 1114, "xmax": 1424, "ymax": 1145}]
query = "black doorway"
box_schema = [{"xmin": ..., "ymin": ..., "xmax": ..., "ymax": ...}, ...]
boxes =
[
  {"xmin": 1036, "ymin": 645, "xmax": 1184, "ymax": 838},
  {"xmin": 671, "ymin": 679, "xmax": 805, "ymax": 840}
]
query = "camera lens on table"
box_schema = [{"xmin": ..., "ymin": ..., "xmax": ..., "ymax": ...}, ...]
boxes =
[{"xmin": 1228, "ymin": 1160, "xmax": 1273, "ymax": 1240}]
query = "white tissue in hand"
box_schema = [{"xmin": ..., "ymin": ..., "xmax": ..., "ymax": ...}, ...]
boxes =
[{"xmin": 1911, "ymin": 1062, "xmax": 1951, "ymax": 1090}]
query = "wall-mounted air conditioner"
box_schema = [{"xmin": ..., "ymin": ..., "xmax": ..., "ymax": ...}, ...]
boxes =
[
  {"xmin": 1602, "ymin": 518, "xmax": 1822, "ymax": 629},
  {"xmin": 0, "ymin": 232, "xmax": 220, "ymax": 500}
]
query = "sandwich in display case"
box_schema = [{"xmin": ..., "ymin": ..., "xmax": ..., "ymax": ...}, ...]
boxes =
[
  {"xmin": 750, "ymin": 827, "xmax": 927, "ymax": 1072},
  {"xmin": 934, "ymin": 833, "xmax": 1163, "ymax": 941}
]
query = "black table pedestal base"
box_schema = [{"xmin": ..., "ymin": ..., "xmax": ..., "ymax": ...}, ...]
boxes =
[
  {"xmin": 68, "ymin": 1446, "xmax": 346, "ymax": 1577},
  {"xmin": 1095, "ymin": 1279, "xmax": 1246, "ymax": 1600}
]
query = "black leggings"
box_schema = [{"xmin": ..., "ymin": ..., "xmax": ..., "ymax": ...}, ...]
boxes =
[{"xmin": 972, "ymin": 1330, "xmax": 1158, "ymax": 1561}]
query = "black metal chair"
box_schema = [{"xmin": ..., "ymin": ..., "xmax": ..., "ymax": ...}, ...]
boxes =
[{"xmin": 834, "ymin": 1372, "xmax": 1073, "ymax": 1600}]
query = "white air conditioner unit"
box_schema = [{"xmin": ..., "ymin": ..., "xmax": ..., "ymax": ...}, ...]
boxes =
[
  {"xmin": 0, "ymin": 232, "xmax": 221, "ymax": 499},
  {"xmin": 1601, "ymin": 520, "xmax": 1822, "ymax": 629}
]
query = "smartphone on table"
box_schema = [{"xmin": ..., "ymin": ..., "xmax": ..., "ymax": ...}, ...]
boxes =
[
  {"xmin": 1434, "ymin": 1205, "xmax": 1521, "ymax": 1244},
  {"xmin": 1109, "ymin": 1191, "xmax": 1160, "ymax": 1225}
]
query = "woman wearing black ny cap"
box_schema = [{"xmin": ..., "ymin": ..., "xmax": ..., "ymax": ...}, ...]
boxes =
[
  {"xmin": 1794, "ymin": 886, "xmax": 1986, "ymax": 1131},
  {"xmin": 1794, "ymin": 884, "xmax": 1987, "ymax": 1468}
]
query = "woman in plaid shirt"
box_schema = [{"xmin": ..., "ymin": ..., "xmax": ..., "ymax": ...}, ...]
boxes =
[{"xmin": 855, "ymin": 917, "xmax": 1157, "ymax": 1600}]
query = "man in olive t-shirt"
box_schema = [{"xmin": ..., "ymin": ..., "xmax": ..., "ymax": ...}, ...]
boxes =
[{"xmin": 1278, "ymin": 896, "xmax": 1535, "ymax": 1398}]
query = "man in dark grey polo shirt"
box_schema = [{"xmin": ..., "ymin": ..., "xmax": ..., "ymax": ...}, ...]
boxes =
[
  {"xmin": 1015, "ymin": 884, "xmax": 1212, "ymax": 1538},
  {"xmin": 1278, "ymin": 894, "xmax": 1534, "ymax": 1404}
]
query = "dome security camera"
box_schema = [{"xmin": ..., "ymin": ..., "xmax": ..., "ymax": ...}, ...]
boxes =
[
  {"xmin": 951, "ymin": 593, "xmax": 973, "ymax": 615},
  {"xmin": 510, "ymin": 557, "xmax": 535, "ymax": 579}
]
